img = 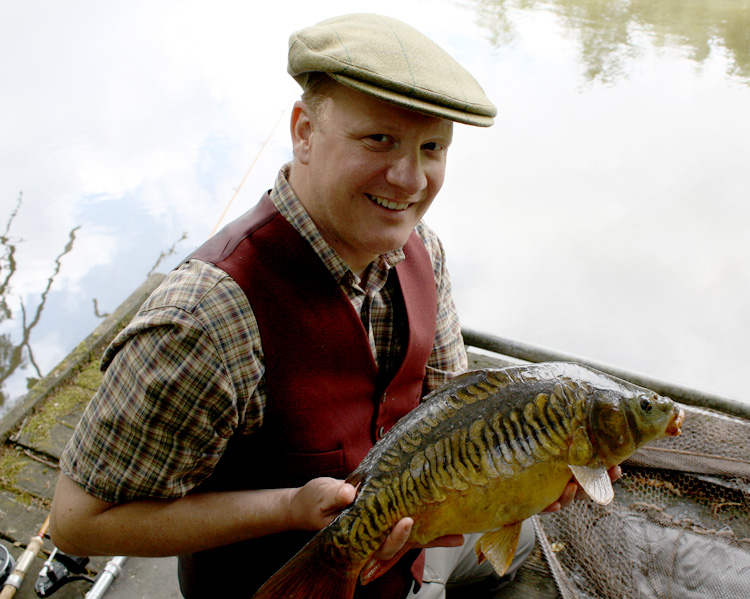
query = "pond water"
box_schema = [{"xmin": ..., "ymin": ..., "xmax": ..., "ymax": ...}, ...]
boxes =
[{"xmin": 2, "ymin": 0, "xmax": 749, "ymax": 413}]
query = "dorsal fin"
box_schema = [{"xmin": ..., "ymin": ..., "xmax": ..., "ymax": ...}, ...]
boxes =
[{"xmin": 345, "ymin": 464, "xmax": 366, "ymax": 488}]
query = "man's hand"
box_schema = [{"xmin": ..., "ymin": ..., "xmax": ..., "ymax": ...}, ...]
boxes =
[
  {"xmin": 374, "ymin": 517, "xmax": 464, "ymax": 562},
  {"xmin": 288, "ymin": 477, "xmax": 358, "ymax": 531},
  {"xmin": 541, "ymin": 465, "xmax": 622, "ymax": 513}
]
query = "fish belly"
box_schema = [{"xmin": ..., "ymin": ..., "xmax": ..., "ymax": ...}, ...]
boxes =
[{"xmin": 409, "ymin": 459, "xmax": 573, "ymax": 543}]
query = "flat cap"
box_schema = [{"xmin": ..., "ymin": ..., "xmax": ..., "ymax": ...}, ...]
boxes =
[{"xmin": 288, "ymin": 13, "xmax": 496, "ymax": 127}]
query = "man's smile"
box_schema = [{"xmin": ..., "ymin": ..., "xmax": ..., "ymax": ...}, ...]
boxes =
[{"xmin": 367, "ymin": 194, "xmax": 410, "ymax": 211}]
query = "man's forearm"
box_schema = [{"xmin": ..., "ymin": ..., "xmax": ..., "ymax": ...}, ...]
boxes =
[{"xmin": 49, "ymin": 473, "xmax": 297, "ymax": 557}]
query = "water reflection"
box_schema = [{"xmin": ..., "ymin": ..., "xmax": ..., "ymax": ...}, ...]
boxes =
[
  {"xmin": 470, "ymin": 0, "xmax": 750, "ymax": 85},
  {"xmin": 0, "ymin": 194, "xmax": 79, "ymax": 406},
  {"xmin": 1, "ymin": 0, "xmax": 748, "ymax": 411},
  {"xmin": 0, "ymin": 183, "xmax": 190, "ymax": 408},
  {"xmin": 147, "ymin": 232, "xmax": 189, "ymax": 278}
]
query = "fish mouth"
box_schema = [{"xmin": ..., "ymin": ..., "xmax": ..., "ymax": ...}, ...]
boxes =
[{"xmin": 665, "ymin": 407, "xmax": 685, "ymax": 436}]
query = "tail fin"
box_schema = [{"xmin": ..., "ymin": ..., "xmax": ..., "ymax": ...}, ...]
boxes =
[{"xmin": 252, "ymin": 532, "xmax": 359, "ymax": 599}]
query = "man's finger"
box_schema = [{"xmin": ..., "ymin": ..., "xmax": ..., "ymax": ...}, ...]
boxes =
[
  {"xmin": 336, "ymin": 482, "xmax": 357, "ymax": 507},
  {"xmin": 376, "ymin": 518, "xmax": 413, "ymax": 561}
]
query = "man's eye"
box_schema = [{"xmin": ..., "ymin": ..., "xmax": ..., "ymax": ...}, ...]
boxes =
[
  {"xmin": 423, "ymin": 142, "xmax": 445, "ymax": 151},
  {"xmin": 367, "ymin": 134, "xmax": 390, "ymax": 143}
]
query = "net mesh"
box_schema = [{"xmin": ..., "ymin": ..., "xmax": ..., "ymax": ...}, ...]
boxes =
[{"xmin": 533, "ymin": 404, "xmax": 750, "ymax": 599}]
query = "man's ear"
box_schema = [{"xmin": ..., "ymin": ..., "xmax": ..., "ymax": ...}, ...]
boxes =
[{"xmin": 290, "ymin": 101, "xmax": 314, "ymax": 165}]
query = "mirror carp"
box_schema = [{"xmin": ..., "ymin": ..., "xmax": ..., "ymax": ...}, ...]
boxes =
[{"xmin": 253, "ymin": 362, "xmax": 685, "ymax": 598}]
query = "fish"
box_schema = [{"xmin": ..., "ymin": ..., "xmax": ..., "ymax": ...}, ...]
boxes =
[{"xmin": 252, "ymin": 362, "xmax": 685, "ymax": 599}]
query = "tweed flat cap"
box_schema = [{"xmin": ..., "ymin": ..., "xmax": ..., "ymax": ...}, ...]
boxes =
[{"xmin": 288, "ymin": 13, "xmax": 496, "ymax": 127}]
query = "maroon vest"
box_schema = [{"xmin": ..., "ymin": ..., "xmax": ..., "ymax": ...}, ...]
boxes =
[{"xmin": 177, "ymin": 193, "xmax": 437, "ymax": 597}]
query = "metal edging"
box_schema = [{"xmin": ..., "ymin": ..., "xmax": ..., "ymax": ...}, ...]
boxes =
[{"xmin": 461, "ymin": 328, "xmax": 750, "ymax": 421}]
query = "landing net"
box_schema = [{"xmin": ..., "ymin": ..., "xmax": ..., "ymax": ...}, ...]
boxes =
[{"xmin": 534, "ymin": 402, "xmax": 750, "ymax": 598}]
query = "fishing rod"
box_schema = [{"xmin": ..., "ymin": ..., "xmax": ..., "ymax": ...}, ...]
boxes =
[
  {"xmin": 0, "ymin": 515, "xmax": 49, "ymax": 598},
  {"xmin": 210, "ymin": 93, "xmax": 296, "ymax": 237},
  {"xmin": 0, "ymin": 510, "xmax": 127, "ymax": 598},
  {"xmin": 84, "ymin": 556, "xmax": 127, "ymax": 599}
]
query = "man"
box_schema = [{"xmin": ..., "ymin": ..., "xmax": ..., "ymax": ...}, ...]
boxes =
[{"xmin": 50, "ymin": 13, "xmax": 616, "ymax": 598}]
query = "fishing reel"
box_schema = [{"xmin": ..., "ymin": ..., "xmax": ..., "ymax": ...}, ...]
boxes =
[
  {"xmin": 34, "ymin": 547, "xmax": 93, "ymax": 597},
  {"xmin": 34, "ymin": 544, "xmax": 127, "ymax": 598},
  {"xmin": 0, "ymin": 543, "xmax": 15, "ymax": 586}
]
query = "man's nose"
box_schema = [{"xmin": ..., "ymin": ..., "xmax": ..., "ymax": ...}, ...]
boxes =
[{"xmin": 385, "ymin": 152, "xmax": 427, "ymax": 196}]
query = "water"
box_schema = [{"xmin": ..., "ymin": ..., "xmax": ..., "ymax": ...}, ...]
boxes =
[{"xmin": 2, "ymin": 0, "xmax": 749, "ymax": 413}]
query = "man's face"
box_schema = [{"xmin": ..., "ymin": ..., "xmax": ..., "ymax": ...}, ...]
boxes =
[{"xmin": 289, "ymin": 83, "xmax": 453, "ymax": 275}]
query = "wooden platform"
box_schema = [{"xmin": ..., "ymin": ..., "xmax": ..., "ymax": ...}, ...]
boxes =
[
  {"xmin": 0, "ymin": 273, "xmax": 560, "ymax": 598},
  {"xmin": 0, "ymin": 274, "xmax": 167, "ymax": 598}
]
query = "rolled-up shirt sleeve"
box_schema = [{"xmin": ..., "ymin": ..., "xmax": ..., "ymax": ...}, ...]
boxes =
[{"xmin": 59, "ymin": 261, "xmax": 265, "ymax": 503}]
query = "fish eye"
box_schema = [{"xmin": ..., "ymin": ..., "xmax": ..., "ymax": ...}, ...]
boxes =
[{"xmin": 640, "ymin": 397, "xmax": 653, "ymax": 413}]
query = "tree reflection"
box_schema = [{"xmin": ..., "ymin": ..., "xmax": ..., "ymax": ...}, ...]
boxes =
[
  {"xmin": 0, "ymin": 193, "xmax": 79, "ymax": 406},
  {"xmin": 88, "ymin": 231, "xmax": 187, "ymax": 320},
  {"xmin": 147, "ymin": 231, "xmax": 188, "ymax": 277},
  {"xmin": 467, "ymin": 0, "xmax": 750, "ymax": 85}
]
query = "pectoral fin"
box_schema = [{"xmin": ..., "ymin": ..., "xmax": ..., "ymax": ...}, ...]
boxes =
[
  {"xmin": 568, "ymin": 464, "xmax": 614, "ymax": 505},
  {"xmin": 474, "ymin": 523, "xmax": 522, "ymax": 577}
]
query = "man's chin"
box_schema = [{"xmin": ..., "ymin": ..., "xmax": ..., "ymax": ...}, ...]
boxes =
[{"xmin": 369, "ymin": 234, "xmax": 414, "ymax": 256}]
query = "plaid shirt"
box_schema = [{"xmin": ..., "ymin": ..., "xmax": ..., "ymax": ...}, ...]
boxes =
[{"xmin": 60, "ymin": 165, "xmax": 467, "ymax": 503}]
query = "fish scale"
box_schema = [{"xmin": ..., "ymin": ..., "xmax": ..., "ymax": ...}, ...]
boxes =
[{"xmin": 253, "ymin": 362, "xmax": 685, "ymax": 599}]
